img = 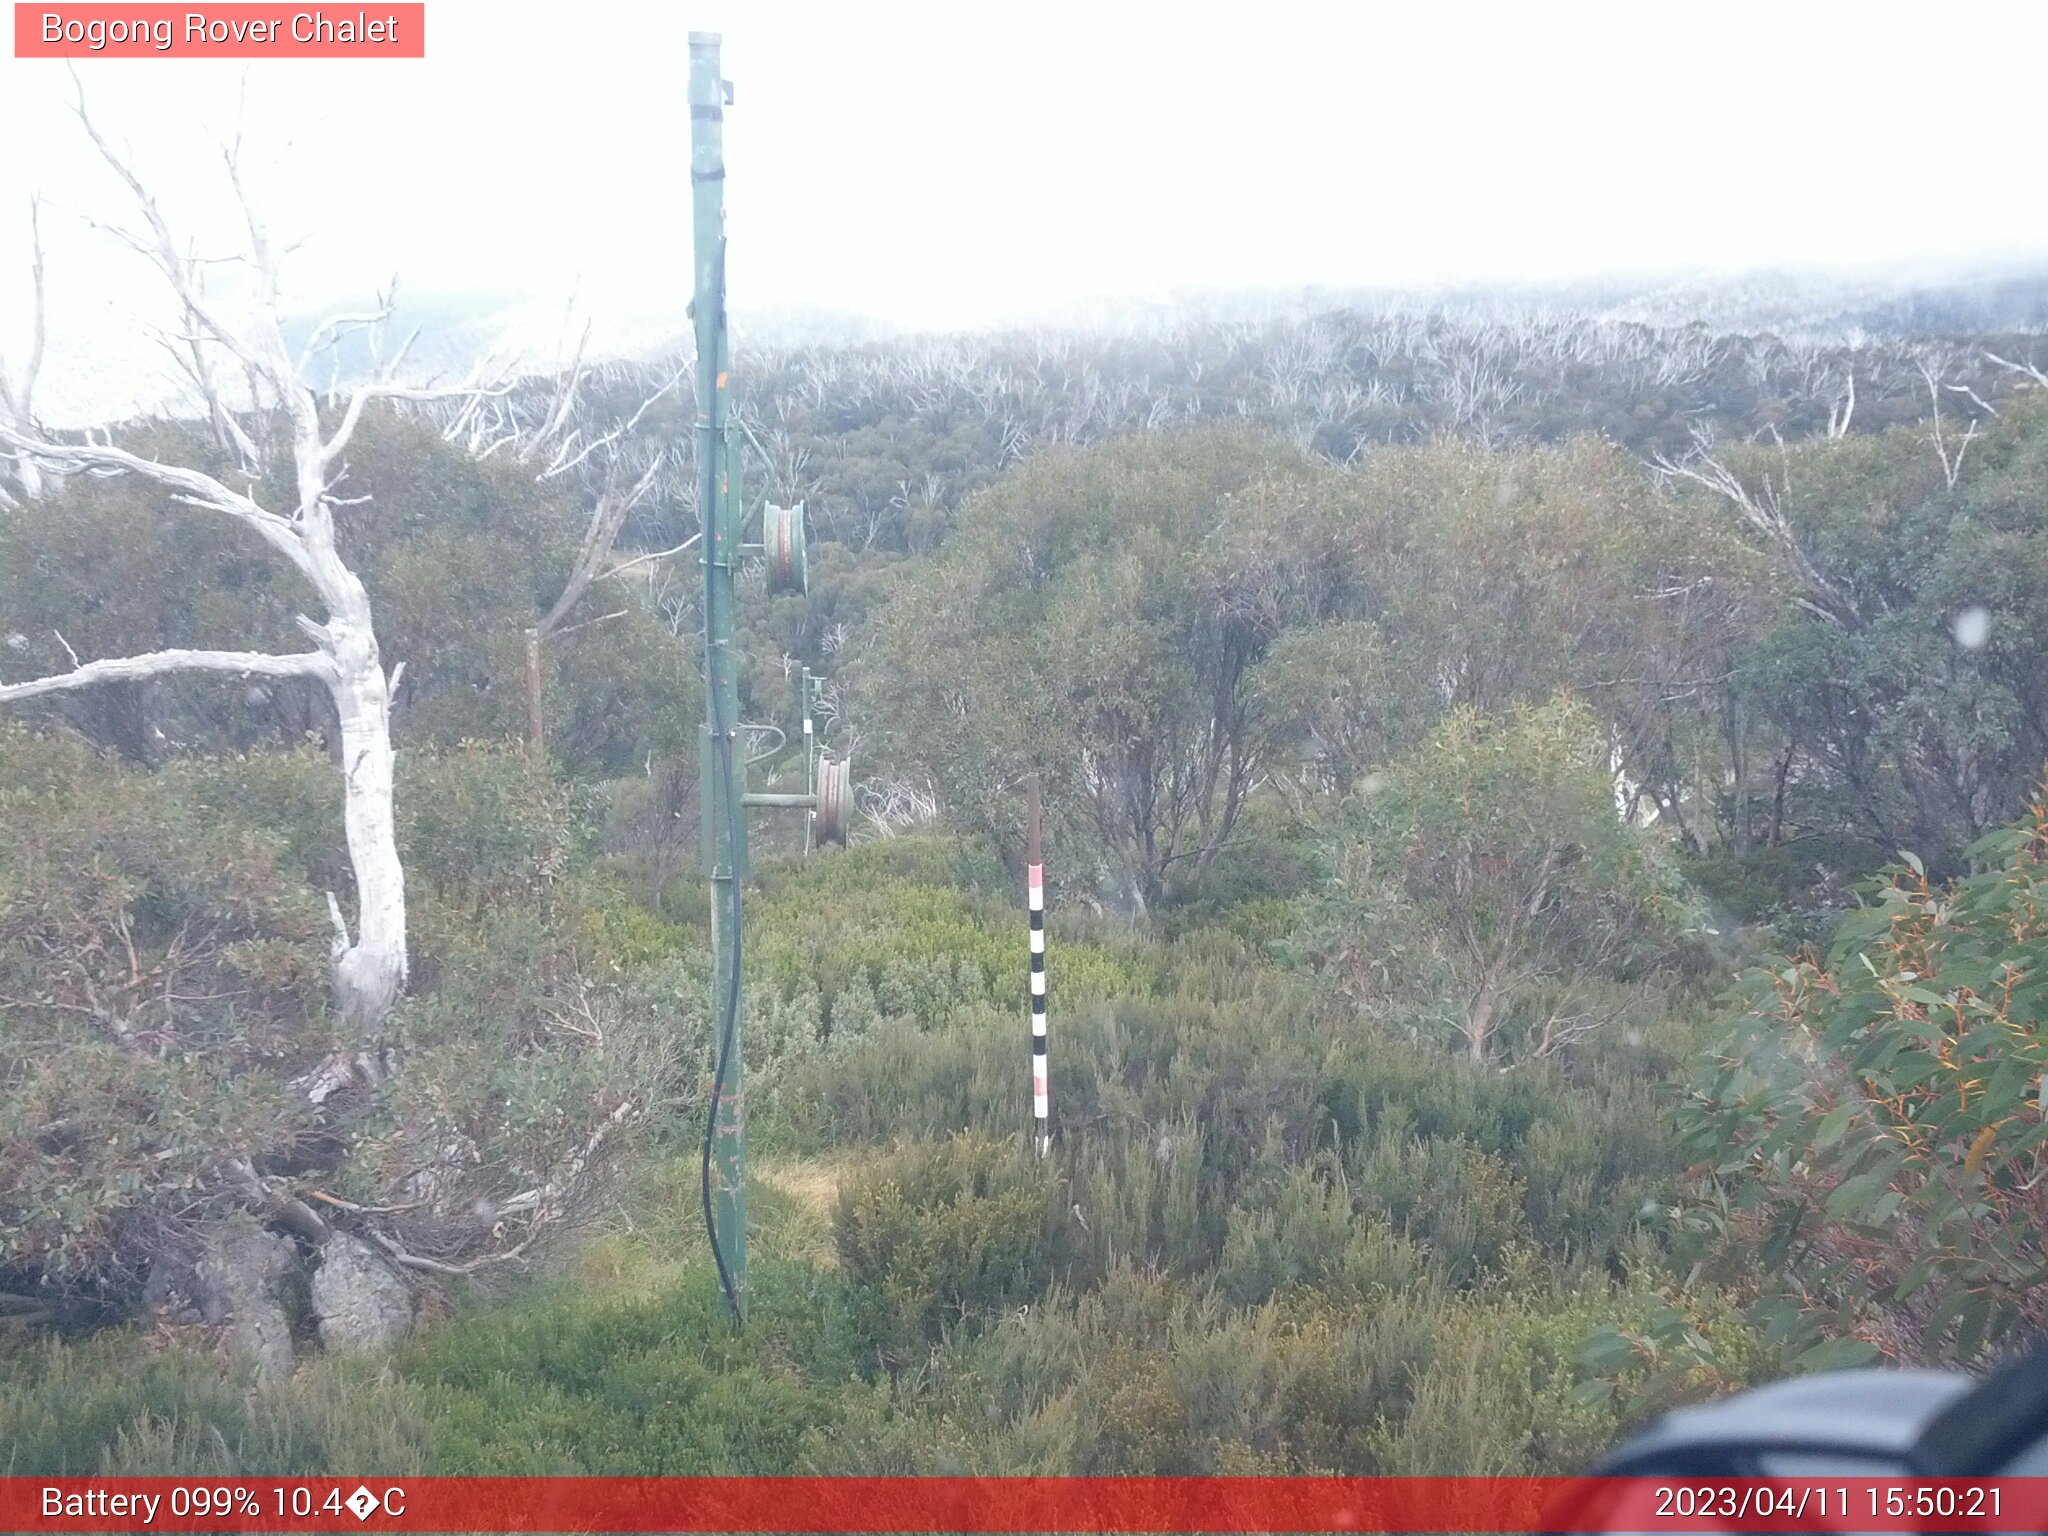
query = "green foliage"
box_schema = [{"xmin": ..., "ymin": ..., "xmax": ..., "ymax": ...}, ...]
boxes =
[
  {"xmin": 1214, "ymin": 1159, "xmax": 1427, "ymax": 1307},
  {"xmin": 396, "ymin": 1258, "xmax": 884, "ymax": 1474},
  {"xmin": 0, "ymin": 1331, "xmax": 429, "ymax": 1476},
  {"xmin": 1295, "ymin": 700, "xmax": 1695, "ymax": 1063},
  {"xmin": 1157, "ymin": 801, "xmax": 1319, "ymax": 942},
  {"xmin": 1684, "ymin": 834, "xmax": 1892, "ymax": 946},
  {"xmin": 1370, "ymin": 1271, "xmax": 1777, "ymax": 1475},
  {"xmin": 734, "ymin": 836, "xmax": 1152, "ymax": 1149},
  {"xmin": 1680, "ymin": 789, "xmax": 2048, "ymax": 1365},
  {"xmin": 0, "ymin": 725, "xmax": 326, "ymax": 1290},
  {"xmin": 0, "ymin": 725, "xmax": 692, "ymax": 1302},
  {"xmin": 835, "ymin": 1136, "xmax": 1064, "ymax": 1369},
  {"xmin": 1250, "ymin": 618, "xmax": 1435, "ymax": 793},
  {"xmin": 935, "ymin": 1255, "xmax": 1775, "ymax": 1475},
  {"xmin": 24, "ymin": 308, "xmax": 2039, "ymax": 1482},
  {"xmin": 749, "ymin": 836, "xmax": 1148, "ymax": 1023},
  {"xmin": 687, "ymin": 310, "xmax": 2034, "ymax": 566},
  {"xmin": 871, "ymin": 427, "xmax": 1352, "ymax": 908},
  {"xmin": 1701, "ymin": 396, "xmax": 2048, "ymax": 879}
]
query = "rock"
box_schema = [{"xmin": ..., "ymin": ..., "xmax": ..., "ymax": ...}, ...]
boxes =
[
  {"xmin": 311, "ymin": 1234, "xmax": 413, "ymax": 1351},
  {"xmin": 142, "ymin": 1242, "xmax": 207, "ymax": 1326},
  {"xmin": 199, "ymin": 1227, "xmax": 298, "ymax": 1384},
  {"xmin": 146, "ymin": 1222, "xmax": 297, "ymax": 1384}
]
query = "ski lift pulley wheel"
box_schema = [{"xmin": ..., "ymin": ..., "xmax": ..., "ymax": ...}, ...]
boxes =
[
  {"xmin": 764, "ymin": 502, "xmax": 808, "ymax": 595},
  {"xmin": 815, "ymin": 755, "xmax": 852, "ymax": 846}
]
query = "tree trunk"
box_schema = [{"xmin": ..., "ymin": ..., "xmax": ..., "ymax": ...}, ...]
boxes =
[
  {"xmin": 525, "ymin": 626, "xmax": 546, "ymax": 760},
  {"xmin": 1770, "ymin": 744, "xmax": 1793, "ymax": 848},
  {"xmin": 1728, "ymin": 688, "xmax": 1751, "ymax": 854},
  {"xmin": 1466, "ymin": 982, "xmax": 1502, "ymax": 1063},
  {"xmin": 7, "ymin": 449, "xmax": 42, "ymax": 501},
  {"xmin": 326, "ymin": 598, "xmax": 407, "ymax": 1033}
]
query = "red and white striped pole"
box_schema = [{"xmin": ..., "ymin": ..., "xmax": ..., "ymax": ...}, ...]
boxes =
[{"xmin": 1027, "ymin": 775, "xmax": 1049, "ymax": 1156}]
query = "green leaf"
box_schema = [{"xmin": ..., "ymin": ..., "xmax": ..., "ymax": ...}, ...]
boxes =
[
  {"xmin": 1577, "ymin": 1327, "xmax": 1636, "ymax": 1372},
  {"xmin": 1825, "ymin": 1170, "xmax": 1890, "ymax": 1221},
  {"xmin": 1793, "ymin": 1336, "xmax": 1880, "ymax": 1372},
  {"xmin": 1813, "ymin": 1102, "xmax": 1857, "ymax": 1148},
  {"xmin": 1954, "ymin": 1294, "xmax": 1996, "ymax": 1366}
]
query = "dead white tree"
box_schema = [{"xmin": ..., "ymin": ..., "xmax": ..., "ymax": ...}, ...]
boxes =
[
  {"xmin": 1921, "ymin": 358, "xmax": 1979, "ymax": 492},
  {"xmin": 1985, "ymin": 348, "xmax": 2048, "ymax": 391},
  {"xmin": 1826, "ymin": 368, "xmax": 1856, "ymax": 439},
  {"xmin": 0, "ymin": 196, "xmax": 46, "ymax": 504},
  {"xmin": 473, "ymin": 347, "xmax": 686, "ymax": 759},
  {"xmin": 1650, "ymin": 424, "xmax": 1861, "ymax": 630},
  {"xmin": 859, "ymin": 776, "xmax": 940, "ymax": 838},
  {"xmin": 523, "ymin": 443, "xmax": 673, "ymax": 756},
  {"xmin": 0, "ymin": 99, "xmax": 497, "ymax": 1037}
]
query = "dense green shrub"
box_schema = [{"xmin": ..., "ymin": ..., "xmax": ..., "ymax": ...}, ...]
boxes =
[
  {"xmin": 835, "ymin": 1136, "xmax": 1063, "ymax": 1369},
  {"xmin": 0, "ymin": 726, "xmax": 694, "ymax": 1301},
  {"xmin": 0, "ymin": 726, "xmax": 328, "ymax": 1293},
  {"xmin": 22, "ymin": 318, "xmax": 2021, "ymax": 1481}
]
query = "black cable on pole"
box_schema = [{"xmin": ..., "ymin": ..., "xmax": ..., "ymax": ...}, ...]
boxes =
[{"xmin": 700, "ymin": 664, "xmax": 744, "ymax": 1319}]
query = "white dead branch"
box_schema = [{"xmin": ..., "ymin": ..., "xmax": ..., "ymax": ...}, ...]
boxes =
[
  {"xmin": 1649, "ymin": 424, "xmax": 1861, "ymax": 629},
  {"xmin": 1921, "ymin": 359, "xmax": 1979, "ymax": 491}
]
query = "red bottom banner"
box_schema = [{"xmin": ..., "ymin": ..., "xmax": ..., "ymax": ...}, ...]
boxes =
[{"xmin": 5, "ymin": 1476, "xmax": 2046, "ymax": 1534}]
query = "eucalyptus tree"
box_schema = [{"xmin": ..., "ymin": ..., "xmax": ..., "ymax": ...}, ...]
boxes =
[{"xmin": 875, "ymin": 425, "xmax": 1353, "ymax": 909}]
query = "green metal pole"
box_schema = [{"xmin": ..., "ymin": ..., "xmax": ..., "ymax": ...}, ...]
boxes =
[
  {"xmin": 690, "ymin": 29, "xmax": 746, "ymax": 1322},
  {"xmin": 801, "ymin": 670, "xmax": 815, "ymax": 856}
]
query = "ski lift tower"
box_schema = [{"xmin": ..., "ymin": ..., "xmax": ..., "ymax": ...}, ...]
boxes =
[{"xmin": 689, "ymin": 31, "xmax": 851, "ymax": 1323}]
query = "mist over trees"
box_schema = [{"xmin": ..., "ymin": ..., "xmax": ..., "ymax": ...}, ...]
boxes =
[{"xmin": 9, "ymin": 127, "xmax": 2048, "ymax": 1468}]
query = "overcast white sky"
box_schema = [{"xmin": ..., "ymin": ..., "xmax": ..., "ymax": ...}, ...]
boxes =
[{"xmin": 5, "ymin": 0, "xmax": 2048, "ymax": 416}]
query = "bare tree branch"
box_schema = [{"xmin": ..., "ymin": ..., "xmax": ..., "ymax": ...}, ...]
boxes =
[
  {"xmin": 538, "ymin": 367, "xmax": 684, "ymax": 481},
  {"xmin": 1649, "ymin": 424, "xmax": 1861, "ymax": 628},
  {"xmin": 70, "ymin": 78, "xmax": 271, "ymax": 384},
  {"xmin": 1921, "ymin": 359, "xmax": 1979, "ymax": 492},
  {"xmin": 1985, "ymin": 349, "xmax": 2048, "ymax": 390},
  {"xmin": 5, "ymin": 81, "xmax": 435, "ymax": 1032},
  {"xmin": 537, "ymin": 451, "xmax": 666, "ymax": 636},
  {"xmin": 1826, "ymin": 368, "xmax": 1854, "ymax": 439},
  {"xmin": 0, "ymin": 647, "xmax": 333, "ymax": 703},
  {"xmin": 598, "ymin": 531, "xmax": 700, "ymax": 582},
  {"xmin": 0, "ymin": 197, "xmax": 45, "ymax": 419},
  {"xmin": 364, "ymin": 1224, "xmax": 537, "ymax": 1276},
  {"xmin": 297, "ymin": 289, "xmax": 397, "ymax": 375},
  {"xmin": 0, "ymin": 424, "xmax": 321, "ymax": 582}
]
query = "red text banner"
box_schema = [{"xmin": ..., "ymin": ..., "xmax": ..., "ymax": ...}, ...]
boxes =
[
  {"xmin": 5, "ymin": 1476, "xmax": 2048, "ymax": 1533},
  {"xmin": 14, "ymin": 5, "xmax": 425, "ymax": 57}
]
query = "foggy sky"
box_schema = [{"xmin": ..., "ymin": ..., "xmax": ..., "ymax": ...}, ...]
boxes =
[{"xmin": 4, "ymin": 0, "xmax": 2047, "ymax": 418}]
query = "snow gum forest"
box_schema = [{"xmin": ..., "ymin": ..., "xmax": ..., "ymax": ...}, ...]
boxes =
[{"xmin": 11, "ymin": 110, "xmax": 2048, "ymax": 1476}]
